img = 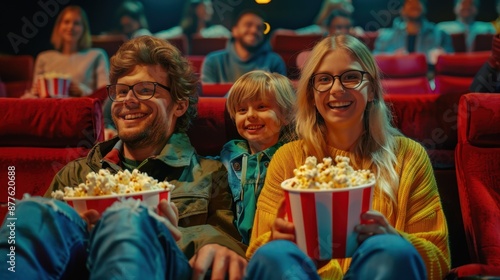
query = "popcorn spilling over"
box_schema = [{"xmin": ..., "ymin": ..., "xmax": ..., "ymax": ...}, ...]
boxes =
[
  {"xmin": 51, "ymin": 169, "xmax": 175, "ymax": 199},
  {"xmin": 41, "ymin": 72, "xmax": 72, "ymax": 79},
  {"xmin": 283, "ymin": 156, "xmax": 375, "ymax": 189}
]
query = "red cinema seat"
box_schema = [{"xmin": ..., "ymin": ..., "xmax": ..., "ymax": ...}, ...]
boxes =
[
  {"xmin": 447, "ymin": 93, "xmax": 500, "ymax": 279},
  {"xmin": 0, "ymin": 55, "xmax": 34, "ymax": 98},
  {"xmin": 187, "ymin": 97, "xmax": 240, "ymax": 157},
  {"xmin": 450, "ymin": 33, "xmax": 467, "ymax": 53},
  {"xmin": 270, "ymin": 31, "xmax": 323, "ymax": 79},
  {"xmin": 0, "ymin": 97, "xmax": 104, "ymax": 222},
  {"xmin": 187, "ymin": 55, "xmax": 205, "ymax": 75},
  {"xmin": 375, "ymin": 53, "xmax": 432, "ymax": 94},
  {"xmin": 166, "ymin": 34, "xmax": 188, "ymax": 55},
  {"xmin": 434, "ymin": 52, "xmax": 490, "ymax": 94},
  {"xmin": 356, "ymin": 31, "xmax": 378, "ymax": 51},
  {"xmin": 201, "ymin": 83, "xmax": 233, "ymax": 97},
  {"xmin": 472, "ymin": 34, "xmax": 494, "ymax": 52},
  {"xmin": 91, "ymin": 34, "xmax": 127, "ymax": 59},
  {"xmin": 190, "ymin": 36, "xmax": 228, "ymax": 56}
]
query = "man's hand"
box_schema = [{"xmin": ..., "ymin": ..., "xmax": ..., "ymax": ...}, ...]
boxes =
[
  {"xmin": 189, "ymin": 244, "xmax": 247, "ymax": 280},
  {"xmin": 68, "ymin": 82, "xmax": 83, "ymax": 97},
  {"xmin": 158, "ymin": 199, "xmax": 182, "ymax": 241},
  {"xmin": 271, "ymin": 198, "xmax": 295, "ymax": 242},
  {"xmin": 80, "ymin": 209, "xmax": 101, "ymax": 231}
]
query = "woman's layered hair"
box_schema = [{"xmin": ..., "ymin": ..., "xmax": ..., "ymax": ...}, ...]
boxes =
[{"xmin": 296, "ymin": 34, "xmax": 402, "ymax": 203}]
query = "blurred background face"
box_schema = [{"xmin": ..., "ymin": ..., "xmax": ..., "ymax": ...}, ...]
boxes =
[
  {"xmin": 328, "ymin": 16, "xmax": 353, "ymax": 35},
  {"xmin": 233, "ymin": 97, "xmax": 283, "ymax": 153},
  {"xmin": 58, "ymin": 11, "xmax": 84, "ymax": 45},
  {"xmin": 196, "ymin": 1, "xmax": 213, "ymax": 22},
  {"xmin": 455, "ymin": 0, "xmax": 478, "ymax": 21},
  {"xmin": 121, "ymin": 15, "xmax": 140, "ymax": 37},
  {"xmin": 232, "ymin": 13, "xmax": 265, "ymax": 49},
  {"xmin": 401, "ymin": 0, "xmax": 424, "ymax": 21}
]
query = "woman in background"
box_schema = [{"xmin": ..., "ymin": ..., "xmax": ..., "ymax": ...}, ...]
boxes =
[{"xmin": 26, "ymin": 5, "xmax": 109, "ymax": 98}]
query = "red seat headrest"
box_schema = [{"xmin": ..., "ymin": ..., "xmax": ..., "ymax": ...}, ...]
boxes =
[
  {"xmin": 458, "ymin": 93, "xmax": 500, "ymax": 147},
  {"xmin": 0, "ymin": 97, "xmax": 104, "ymax": 147}
]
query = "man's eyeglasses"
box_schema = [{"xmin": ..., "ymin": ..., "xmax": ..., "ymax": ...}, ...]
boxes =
[
  {"xmin": 107, "ymin": 81, "xmax": 171, "ymax": 102},
  {"xmin": 310, "ymin": 70, "xmax": 369, "ymax": 92}
]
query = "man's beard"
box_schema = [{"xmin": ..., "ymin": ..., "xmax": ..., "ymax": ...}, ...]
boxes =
[
  {"xmin": 241, "ymin": 38, "xmax": 263, "ymax": 52},
  {"xmin": 119, "ymin": 128, "xmax": 151, "ymax": 148},
  {"xmin": 117, "ymin": 119, "xmax": 168, "ymax": 150}
]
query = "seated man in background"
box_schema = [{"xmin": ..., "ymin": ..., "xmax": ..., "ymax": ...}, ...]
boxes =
[
  {"xmin": 326, "ymin": 9, "xmax": 364, "ymax": 36},
  {"xmin": 0, "ymin": 36, "xmax": 246, "ymax": 280},
  {"xmin": 117, "ymin": 0, "xmax": 152, "ymax": 39},
  {"xmin": 437, "ymin": 0, "xmax": 496, "ymax": 52},
  {"xmin": 493, "ymin": 0, "xmax": 500, "ymax": 33},
  {"xmin": 470, "ymin": 33, "xmax": 500, "ymax": 92},
  {"xmin": 374, "ymin": 0, "xmax": 454, "ymax": 66},
  {"xmin": 201, "ymin": 10, "xmax": 286, "ymax": 83},
  {"xmin": 295, "ymin": 0, "xmax": 354, "ymax": 35}
]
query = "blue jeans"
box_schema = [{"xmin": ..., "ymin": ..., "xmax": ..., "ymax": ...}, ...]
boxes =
[
  {"xmin": 0, "ymin": 196, "xmax": 191, "ymax": 280},
  {"xmin": 245, "ymin": 235, "xmax": 427, "ymax": 280}
]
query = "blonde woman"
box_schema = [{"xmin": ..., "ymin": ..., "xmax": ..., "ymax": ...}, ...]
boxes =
[
  {"xmin": 245, "ymin": 35, "xmax": 450, "ymax": 279},
  {"xmin": 27, "ymin": 5, "xmax": 109, "ymax": 97}
]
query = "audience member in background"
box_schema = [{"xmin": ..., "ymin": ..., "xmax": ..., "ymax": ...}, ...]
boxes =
[
  {"xmin": 244, "ymin": 34, "xmax": 450, "ymax": 279},
  {"xmin": 326, "ymin": 9, "xmax": 364, "ymax": 36},
  {"xmin": 374, "ymin": 0, "xmax": 453, "ymax": 66},
  {"xmin": 117, "ymin": 0, "xmax": 152, "ymax": 39},
  {"xmin": 493, "ymin": 0, "xmax": 500, "ymax": 33},
  {"xmin": 221, "ymin": 70, "xmax": 296, "ymax": 245},
  {"xmin": 0, "ymin": 36, "xmax": 246, "ymax": 280},
  {"xmin": 181, "ymin": 0, "xmax": 231, "ymax": 39},
  {"xmin": 156, "ymin": 0, "xmax": 231, "ymax": 40},
  {"xmin": 437, "ymin": 0, "xmax": 495, "ymax": 52},
  {"xmin": 295, "ymin": 0, "xmax": 354, "ymax": 35},
  {"xmin": 201, "ymin": 10, "xmax": 286, "ymax": 83},
  {"xmin": 24, "ymin": 5, "xmax": 109, "ymax": 98},
  {"xmin": 470, "ymin": 33, "xmax": 500, "ymax": 92}
]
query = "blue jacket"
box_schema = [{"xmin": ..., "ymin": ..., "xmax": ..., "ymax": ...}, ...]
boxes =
[
  {"xmin": 220, "ymin": 139, "xmax": 283, "ymax": 244},
  {"xmin": 201, "ymin": 39, "xmax": 286, "ymax": 83},
  {"xmin": 374, "ymin": 17, "xmax": 454, "ymax": 63}
]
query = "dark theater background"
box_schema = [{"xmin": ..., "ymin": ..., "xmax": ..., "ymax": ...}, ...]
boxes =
[{"xmin": 1, "ymin": 0, "xmax": 497, "ymax": 57}]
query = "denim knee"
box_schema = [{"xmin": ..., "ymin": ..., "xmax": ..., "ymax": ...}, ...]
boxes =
[
  {"xmin": 88, "ymin": 199, "xmax": 190, "ymax": 280},
  {"xmin": 346, "ymin": 234, "xmax": 427, "ymax": 280},
  {"xmin": 246, "ymin": 240, "xmax": 320, "ymax": 280},
  {"xmin": 0, "ymin": 196, "xmax": 89, "ymax": 279}
]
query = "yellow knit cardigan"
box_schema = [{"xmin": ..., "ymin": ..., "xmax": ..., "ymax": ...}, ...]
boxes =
[{"xmin": 246, "ymin": 137, "xmax": 451, "ymax": 280}]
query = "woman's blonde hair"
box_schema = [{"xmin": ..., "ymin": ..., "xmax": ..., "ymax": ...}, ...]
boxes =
[
  {"xmin": 296, "ymin": 34, "xmax": 402, "ymax": 204},
  {"xmin": 51, "ymin": 6, "xmax": 92, "ymax": 51},
  {"xmin": 226, "ymin": 70, "xmax": 297, "ymax": 143},
  {"xmin": 110, "ymin": 36, "xmax": 198, "ymax": 133}
]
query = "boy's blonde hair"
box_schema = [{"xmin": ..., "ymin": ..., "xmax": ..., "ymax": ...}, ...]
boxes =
[
  {"xmin": 226, "ymin": 70, "xmax": 296, "ymax": 143},
  {"xmin": 296, "ymin": 35, "xmax": 403, "ymax": 205}
]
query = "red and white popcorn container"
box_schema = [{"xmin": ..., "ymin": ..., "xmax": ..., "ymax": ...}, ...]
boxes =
[
  {"xmin": 281, "ymin": 179, "xmax": 375, "ymax": 260},
  {"xmin": 64, "ymin": 189, "xmax": 171, "ymax": 215},
  {"xmin": 37, "ymin": 75, "xmax": 71, "ymax": 98}
]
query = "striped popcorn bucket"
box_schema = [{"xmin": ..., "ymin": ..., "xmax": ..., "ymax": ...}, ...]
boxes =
[
  {"xmin": 38, "ymin": 76, "xmax": 71, "ymax": 98},
  {"xmin": 281, "ymin": 180, "xmax": 375, "ymax": 260},
  {"xmin": 64, "ymin": 189, "xmax": 171, "ymax": 215}
]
